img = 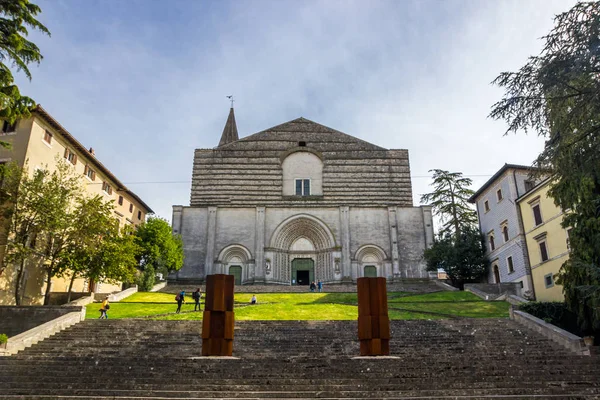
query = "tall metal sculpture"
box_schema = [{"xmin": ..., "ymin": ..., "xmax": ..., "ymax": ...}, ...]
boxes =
[
  {"xmin": 201, "ymin": 274, "xmax": 235, "ymax": 356},
  {"xmin": 357, "ymin": 277, "xmax": 390, "ymax": 356}
]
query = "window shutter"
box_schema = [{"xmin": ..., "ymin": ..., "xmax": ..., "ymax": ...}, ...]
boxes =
[
  {"xmin": 64, "ymin": 148, "xmax": 68, "ymax": 158},
  {"xmin": 91, "ymin": 170, "xmax": 96, "ymax": 181},
  {"xmin": 84, "ymin": 165, "xmax": 88, "ymax": 176},
  {"xmin": 73, "ymin": 154, "xmax": 77, "ymax": 165}
]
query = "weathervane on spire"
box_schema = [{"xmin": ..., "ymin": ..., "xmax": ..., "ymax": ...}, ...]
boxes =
[{"xmin": 226, "ymin": 95, "xmax": 234, "ymax": 108}]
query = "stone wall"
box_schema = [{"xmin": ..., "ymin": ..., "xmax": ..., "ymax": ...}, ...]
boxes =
[
  {"xmin": 190, "ymin": 119, "xmax": 413, "ymax": 208},
  {"xmin": 0, "ymin": 306, "xmax": 82, "ymax": 337},
  {"xmin": 48, "ymin": 292, "xmax": 91, "ymax": 305},
  {"xmin": 173, "ymin": 205, "xmax": 433, "ymax": 283}
]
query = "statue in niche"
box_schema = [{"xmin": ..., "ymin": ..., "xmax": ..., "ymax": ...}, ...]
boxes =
[
  {"xmin": 265, "ymin": 259, "xmax": 271, "ymax": 275},
  {"xmin": 334, "ymin": 258, "xmax": 341, "ymax": 274}
]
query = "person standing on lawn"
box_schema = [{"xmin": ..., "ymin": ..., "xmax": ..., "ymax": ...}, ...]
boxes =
[
  {"xmin": 309, "ymin": 281, "xmax": 316, "ymax": 292},
  {"xmin": 99, "ymin": 296, "xmax": 110, "ymax": 319},
  {"xmin": 317, "ymin": 281, "xmax": 323, "ymax": 293},
  {"xmin": 175, "ymin": 290, "xmax": 185, "ymax": 313},
  {"xmin": 192, "ymin": 288, "xmax": 202, "ymax": 311}
]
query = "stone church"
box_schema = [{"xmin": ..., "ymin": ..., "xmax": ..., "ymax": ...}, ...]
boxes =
[{"xmin": 171, "ymin": 108, "xmax": 434, "ymax": 285}]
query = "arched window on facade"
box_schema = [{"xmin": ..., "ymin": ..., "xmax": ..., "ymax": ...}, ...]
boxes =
[{"xmin": 281, "ymin": 151, "xmax": 323, "ymax": 196}]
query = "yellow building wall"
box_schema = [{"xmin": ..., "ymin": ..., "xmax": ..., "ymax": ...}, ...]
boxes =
[
  {"xmin": 0, "ymin": 115, "xmax": 150, "ymax": 305},
  {"xmin": 519, "ymin": 183, "xmax": 568, "ymax": 302}
]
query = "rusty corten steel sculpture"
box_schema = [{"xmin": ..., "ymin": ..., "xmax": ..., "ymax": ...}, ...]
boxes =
[
  {"xmin": 201, "ymin": 274, "xmax": 235, "ymax": 356},
  {"xmin": 357, "ymin": 277, "xmax": 390, "ymax": 356}
]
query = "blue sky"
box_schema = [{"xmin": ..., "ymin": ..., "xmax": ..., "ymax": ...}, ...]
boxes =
[{"xmin": 18, "ymin": 0, "xmax": 575, "ymax": 221}]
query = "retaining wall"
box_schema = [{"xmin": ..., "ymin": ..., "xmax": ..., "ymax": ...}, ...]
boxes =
[{"xmin": 510, "ymin": 307, "xmax": 590, "ymax": 356}]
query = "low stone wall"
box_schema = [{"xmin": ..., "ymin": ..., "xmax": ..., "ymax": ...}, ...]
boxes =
[
  {"xmin": 48, "ymin": 292, "xmax": 91, "ymax": 305},
  {"xmin": 64, "ymin": 293, "xmax": 95, "ymax": 307},
  {"xmin": 0, "ymin": 306, "xmax": 82, "ymax": 338},
  {"xmin": 434, "ymin": 280, "xmax": 459, "ymax": 291},
  {"xmin": 510, "ymin": 307, "xmax": 590, "ymax": 356},
  {"xmin": 150, "ymin": 282, "xmax": 168, "ymax": 292},
  {"xmin": 0, "ymin": 307, "xmax": 85, "ymax": 356},
  {"xmin": 507, "ymin": 294, "xmax": 529, "ymax": 305},
  {"xmin": 464, "ymin": 283, "xmax": 522, "ymax": 300},
  {"xmin": 108, "ymin": 286, "xmax": 138, "ymax": 302}
]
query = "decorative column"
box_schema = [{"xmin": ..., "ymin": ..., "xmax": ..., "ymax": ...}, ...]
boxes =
[
  {"xmin": 339, "ymin": 206, "xmax": 352, "ymax": 282},
  {"xmin": 201, "ymin": 274, "xmax": 235, "ymax": 356},
  {"xmin": 204, "ymin": 207, "xmax": 217, "ymax": 277},
  {"xmin": 254, "ymin": 207, "xmax": 266, "ymax": 283},
  {"xmin": 388, "ymin": 207, "xmax": 400, "ymax": 280}
]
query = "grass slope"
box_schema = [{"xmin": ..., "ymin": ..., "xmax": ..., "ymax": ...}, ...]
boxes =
[{"xmin": 87, "ymin": 291, "xmax": 509, "ymax": 321}]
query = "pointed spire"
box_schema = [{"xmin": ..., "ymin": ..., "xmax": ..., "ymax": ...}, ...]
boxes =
[{"xmin": 218, "ymin": 107, "xmax": 239, "ymax": 146}]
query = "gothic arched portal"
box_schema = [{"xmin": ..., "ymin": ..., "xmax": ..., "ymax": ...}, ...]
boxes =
[{"xmin": 269, "ymin": 214, "xmax": 336, "ymax": 284}]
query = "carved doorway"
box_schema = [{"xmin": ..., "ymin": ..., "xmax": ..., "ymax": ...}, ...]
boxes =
[
  {"xmin": 364, "ymin": 265, "xmax": 377, "ymax": 278},
  {"xmin": 229, "ymin": 265, "xmax": 242, "ymax": 285},
  {"xmin": 292, "ymin": 258, "xmax": 314, "ymax": 285}
]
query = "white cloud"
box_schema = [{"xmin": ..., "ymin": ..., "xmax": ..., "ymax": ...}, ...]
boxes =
[{"xmin": 17, "ymin": 0, "xmax": 576, "ymax": 221}]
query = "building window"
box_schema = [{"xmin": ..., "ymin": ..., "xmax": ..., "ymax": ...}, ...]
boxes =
[
  {"xmin": 502, "ymin": 225, "xmax": 509, "ymax": 242},
  {"xmin": 544, "ymin": 273, "xmax": 554, "ymax": 288},
  {"xmin": 43, "ymin": 130, "xmax": 53, "ymax": 144},
  {"xmin": 118, "ymin": 196, "xmax": 123, "ymax": 206},
  {"xmin": 532, "ymin": 203, "xmax": 543, "ymax": 226},
  {"xmin": 63, "ymin": 148, "xmax": 77, "ymax": 165},
  {"xmin": 484, "ymin": 200, "xmax": 490, "ymax": 212},
  {"xmin": 295, "ymin": 179, "xmax": 311, "ymax": 196},
  {"xmin": 566, "ymin": 228, "xmax": 572, "ymax": 251},
  {"xmin": 524, "ymin": 180, "xmax": 535, "ymax": 192},
  {"xmin": 129, "ymin": 204, "xmax": 133, "ymax": 213},
  {"xmin": 507, "ymin": 256, "xmax": 514, "ymax": 274},
  {"xmin": 496, "ymin": 189, "xmax": 503, "ymax": 202},
  {"xmin": 539, "ymin": 240, "xmax": 549, "ymax": 262},
  {"xmin": 489, "ymin": 233, "xmax": 496, "ymax": 251},
  {"xmin": 298, "ymin": 141, "xmax": 306, "ymax": 147},
  {"xmin": 137, "ymin": 210, "xmax": 142, "ymax": 220},
  {"xmin": 2, "ymin": 120, "xmax": 16, "ymax": 133},
  {"xmin": 84, "ymin": 165, "xmax": 96, "ymax": 181},
  {"xmin": 102, "ymin": 182, "xmax": 113, "ymax": 195}
]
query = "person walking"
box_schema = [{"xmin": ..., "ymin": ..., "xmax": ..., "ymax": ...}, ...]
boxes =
[
  {"xmin": 192, "ymin": 288, "xmax": 202, "ymax": 311},
  {"xmin": 317, "ymin": 280, "xmax": 323, "ymax": 293},
  {"xmin": 99, "ymin": 296, "xmax": 110, "ymax": 319},
  {"xmin": 175, "ymin": 290, "xmax": 185, "ymax": 313},
  {"xmin": 309, "ymin": 281, "xmax": 316, "ymax": 292}
]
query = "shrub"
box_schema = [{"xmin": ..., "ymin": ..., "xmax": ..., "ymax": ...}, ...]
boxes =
[
  {"xmin": 519, "ymin": 302, "xmax": 584, "ymax": 337},
  {"xmin": 0, "ymin": 334, "xmax": 8, "ymax": 344},
  {"xmin": 136, "ymin": 266, "xmax": 155, "ymax": 292}
]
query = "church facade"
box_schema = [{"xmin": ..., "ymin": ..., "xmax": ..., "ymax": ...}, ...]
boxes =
[{"xmin": 171, "ymin": 109, "xmax": 434, "ymax": 285}]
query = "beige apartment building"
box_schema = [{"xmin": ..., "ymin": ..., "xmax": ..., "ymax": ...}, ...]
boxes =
[
  {"xmin": 0, "ymin": 106, "xmax": 153, "ymax": 305},
  {"xmin": 517, "ymin": 179, "xmax": 569, "ymax": 302}
]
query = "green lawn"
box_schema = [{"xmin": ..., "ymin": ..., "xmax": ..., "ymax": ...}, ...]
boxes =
[{"xmin": 86, "ymin": 291, "xmax": 509, "ymax": 321}]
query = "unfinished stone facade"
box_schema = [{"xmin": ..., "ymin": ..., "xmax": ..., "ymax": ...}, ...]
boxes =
[{"xmin": 172, "ymin": 110, "xmax": 434, "ymax": 285}]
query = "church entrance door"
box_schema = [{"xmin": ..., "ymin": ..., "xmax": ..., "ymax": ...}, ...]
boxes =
[
  {"xmin": 229, "ymin": 266, "xmax": 242, "ymax": 285},
  {"xmin": 364, "ymin": 265, "xmax": 377, "ymax": 278},
  {"xmin": 291, "ymin": 258, "xmax": 314, "ymax": 285}
]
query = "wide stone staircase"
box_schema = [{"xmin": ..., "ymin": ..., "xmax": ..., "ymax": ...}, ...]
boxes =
[{"xmin": 0, "ymin": 318, "xmax": 599, "ymax": 399}]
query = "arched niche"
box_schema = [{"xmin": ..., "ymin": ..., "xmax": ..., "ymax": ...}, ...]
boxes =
[{"xmin": 281, "ymin": 151, "xmax": 323, "ymax": 196}]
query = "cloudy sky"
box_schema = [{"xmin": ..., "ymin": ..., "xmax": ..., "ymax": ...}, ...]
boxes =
[{"xmin": 18, "ymin": 0, "xmax": 575, "ymax": 221}]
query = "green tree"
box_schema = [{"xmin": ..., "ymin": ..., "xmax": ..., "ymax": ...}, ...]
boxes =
[
  {"xmin": 134, "ymin": 217, "xmax": 183, "ymax": 279},
  {"xmin": 55, "ymin": 195, "xmax": 116, "ymax": 302},
  {"xmin": 424, "ymin": 226, "xmax": 488, "ymax": 290},
  {"xmin": 83, "ymin": 226, "xmax": 140, "ymax": 289},
  {"xmin": 0, "ymin": 162, "xmax": 41, "ymax": 304},
  {"xmin": 0, "ymin": 0, "xmax": 50, "ymax": 135},
  {"xmin": 420, "ymin": 169, "xmax": 477, "ymax": 237},
  {"xmin": 490, "ymin": 2, "xmax": 600, "ymax": 333}
]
